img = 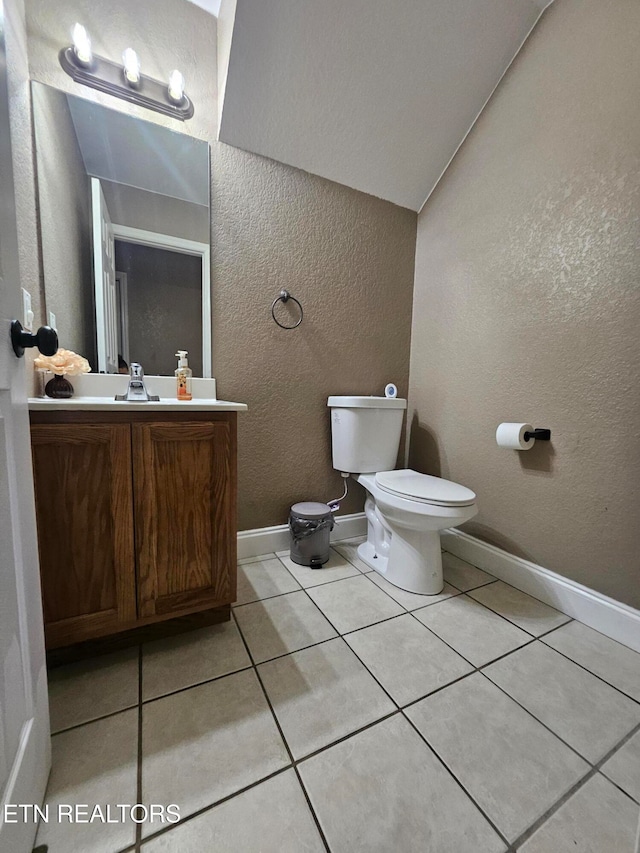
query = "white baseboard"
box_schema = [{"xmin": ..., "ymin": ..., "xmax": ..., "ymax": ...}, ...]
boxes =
[
  {"xmin": 442, "ymin": 528, "xmax": 640, "ymax": 654},
  {"xmin": 237, "ymin": 512, "xmax": 367, "ymax": 561}
]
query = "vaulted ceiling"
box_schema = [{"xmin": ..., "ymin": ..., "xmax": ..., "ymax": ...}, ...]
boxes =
[{"xmin": 217, "ymin": 0, "xmax": 553, "ymax": 211}]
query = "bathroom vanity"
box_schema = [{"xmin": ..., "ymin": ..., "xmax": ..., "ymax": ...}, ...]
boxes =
[{"xmin": 28, "ymin": 382, "xmax": 247, "ymax": 659}]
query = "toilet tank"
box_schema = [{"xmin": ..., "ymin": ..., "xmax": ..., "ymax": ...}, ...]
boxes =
[{"xmin": 327, "ymin": 396, "xmax": 407, "ymax": 473}]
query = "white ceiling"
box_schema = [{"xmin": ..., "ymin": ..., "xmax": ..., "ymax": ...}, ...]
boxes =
[
  {"xmin": 185, "ymin": 0, "xmax": 221, "ymax": 18},
  {"xmin": 66, "ymin": 92, "xmax": 210, "ymax": 206},
  {"xmin": 218, "ymin": 0, "xmax": 553, "ymax": 211}
]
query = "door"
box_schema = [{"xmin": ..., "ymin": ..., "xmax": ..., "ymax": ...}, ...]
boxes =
[
  {"xmin": 91, "ymin": 177, "xmax": 118, "ymax": 374},
  {"xmin": 114, "ymin": 271, "xmax": 130, "ymax": 365},
  {"xmin": 30, "ymin": 423, "xmax": 137, "ymax": 647},
  {"xmin": 0, "ymin": 1, "xmax": 51, "ymax": 849},
  {"xmin": 133, "ymin": 418, "xmax": 237, "ymax": 618}
]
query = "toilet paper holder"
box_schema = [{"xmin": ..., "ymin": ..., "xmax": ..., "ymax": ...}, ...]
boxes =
[{"xmin": 523, "ymin": 428, "xmax": 551, "ymax": 442}]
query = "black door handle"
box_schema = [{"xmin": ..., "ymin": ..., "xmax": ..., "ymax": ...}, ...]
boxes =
[{"xmin": 11, "ymin": 320, "xmax": 58, "ymax": 358}]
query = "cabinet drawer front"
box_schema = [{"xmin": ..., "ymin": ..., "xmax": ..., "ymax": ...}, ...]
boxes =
[
  {"xmin": 30, "ymin": 423, "xmax": 136, "ymax": 646},
  {"xmin": 133, "ymin": 420, "xmax": 236, "ymax": 617}
]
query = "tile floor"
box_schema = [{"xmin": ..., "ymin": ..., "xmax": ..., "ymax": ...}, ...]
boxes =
[{"xmin": 37, "ymin": 540, "xmax": 640, "ymax": 853}]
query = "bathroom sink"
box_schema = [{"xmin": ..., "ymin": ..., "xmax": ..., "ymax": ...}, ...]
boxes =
[{"xmin": 29, "ymin": 373, "xmax": 247, "ymax": 412}]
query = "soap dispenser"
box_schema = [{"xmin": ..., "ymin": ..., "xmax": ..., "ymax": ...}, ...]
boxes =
[{"xmin": 175, "ymin": 350, "xmax": 192, "ymax": 401}]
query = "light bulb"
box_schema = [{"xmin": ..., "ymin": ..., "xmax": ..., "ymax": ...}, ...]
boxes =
[
  {"xmin": 71, "ymin": 23, "xmax": 92, "ymax": 67},
  {"xmin": 122, "ymin": 48, "xmax": 141, "ymax": 85},
  {"xmin": 168, "ymin": 70, "xmax": 185, "ymax": 104}
]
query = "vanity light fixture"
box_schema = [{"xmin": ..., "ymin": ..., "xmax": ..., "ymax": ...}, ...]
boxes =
[
  {"xmin": 167, "ymin": 70, "xmax": 185, "ymax": 105},
  {"xmin": 122, "ymin": 48, "xmax": 141, "ymax": 87},
  {"xmin": 71, "ymin": 23, "xmax": 92, "ymax": 67},
  {"xmin": 59, "ymin": 24, "xmax": 194, "ymax": 120}
]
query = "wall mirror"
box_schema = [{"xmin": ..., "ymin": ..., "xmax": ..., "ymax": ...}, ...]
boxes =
[{"xmin": 32, "ymin": 82, "xmax": 211, "ymax": 377}]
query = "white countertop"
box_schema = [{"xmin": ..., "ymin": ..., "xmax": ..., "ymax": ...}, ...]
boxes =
[
  {"xmin": 29, "ymin": 397, "xmax": 247, "ymax": 412},
  {"xmin": 30, "ymin": 373, "xmax": 247, "ymax": 412}
]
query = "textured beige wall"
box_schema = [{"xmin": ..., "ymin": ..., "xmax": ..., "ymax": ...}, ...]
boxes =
[
  {"xmin": 25, "ymin": 0, "xmax": 417, "ymax": 528},
  {"xmin": 409, "ymin": 0, "xmax": 640, "ymax": 606},
  {"xmin": 211, "ymin": 144, "xmax": 416, "ymax": 526},
  {"xmin": 114, "ymin": 241, "xmax": 203, "ymax": 377}
]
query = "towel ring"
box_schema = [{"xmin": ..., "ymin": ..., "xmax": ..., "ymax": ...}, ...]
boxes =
[{"xmin": 271, "ymin": 289, "xmax": 303, "ymax": 329}]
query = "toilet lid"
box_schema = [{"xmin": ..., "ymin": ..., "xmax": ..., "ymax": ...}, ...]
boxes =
[{"xmin": 375, "ymin": 469, "xmax": 476, "ymax": 507}]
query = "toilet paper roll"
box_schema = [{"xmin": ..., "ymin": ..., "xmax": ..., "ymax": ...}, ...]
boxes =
[{"xmin": 496, "ymin": 423, "xmax": 535, "ymax": 450}]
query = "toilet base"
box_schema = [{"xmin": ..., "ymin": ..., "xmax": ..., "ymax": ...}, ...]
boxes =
[{"xmin": 357, "ymin": 529, "xmax": 444, "ymax": 596}]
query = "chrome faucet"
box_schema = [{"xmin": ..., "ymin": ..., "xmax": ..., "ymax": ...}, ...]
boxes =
[{"xmin": 115, "ymin": 363, "xmax": 159, "ymax": 402}]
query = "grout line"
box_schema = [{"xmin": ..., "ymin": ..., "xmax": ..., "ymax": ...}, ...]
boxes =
[
  {"xmin": 138, "ymin": 604, "xmax": 406, "ymax": 850},
  {"xmin": 509, "ymin": 763, "xmax": 600, "ymax": 851},
  {"xmin": 140, "ymin": 663, "xmax": 254, "ymax": 706},
  {"xmin": 48, "ymin": 546, "xmax": 639, "ymax": 851},
  {"xmin": 476, "ymin": 668, "xmax": 597, "ymax": 766},
  {"xmin": 460, "ymin": 590, "xmax": 572, "ymax": 640},
  {"xmin": 291, "ymin": 709, "xmax": 401, "ymax": 767},
  {"xmin": 509, "ymin": 719, "xmax": 640, "ymax": 852},
  {"xmin": 149, "ymin": 595, "xmax": 640, "ymax": 852},
  {"xmin": 358, "ymin": 565, "xmax": 465, "ymax": 608},
  {"xmin": 406, "ymin": 605, "xmax": 535, "ymax": 670},
  {"xmin": 400, "ymin": 710, "xmax": 512, "ymax": 850},
  {"xmin": 138, "ymin": 766, "xmax": 293, "ymax": 848},
  {"xmin": 50, "ymin": 702, "xmax": 140, "ymax": 737},
  {"xmin": 135, "ymin": 645, "xmax": 143, "ymax": 853},
  {"xmin": 230, "ymin": 610, "xmax": 332, "ymax": 853},
  {"xmin": 538, "ymin": 636, "xmax": 640, "ymax": 706},
  {"xmin": 598, "ymin": 727, "xmax": 640, "ymax": 808},
  {"xmin": 292, "ymin": 764, "xmax": 332, "ymax": 853},
  {"xmin": 467, "ymin": 579, "xmax": 574, "ymax": 638}
]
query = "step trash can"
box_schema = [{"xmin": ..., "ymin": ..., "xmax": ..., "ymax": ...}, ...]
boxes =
[{"xmin": 289, "ymin": 501, "xmax": 335, "ymax": 568}]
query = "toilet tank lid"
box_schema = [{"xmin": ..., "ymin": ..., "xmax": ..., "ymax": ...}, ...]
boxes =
[{"xmin": 327, "ymin": 395, "xmax": 407, "ymax": 409}]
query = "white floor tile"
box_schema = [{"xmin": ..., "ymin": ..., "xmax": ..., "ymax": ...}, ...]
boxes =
[
  {"xmin": 414, "ymin": 594, "xmax": 531, "ymax": 666},
  {"xmin": 235, "ymin": 556, "xmax": 301, "ymax": 605},
  {"xmin": 367, "ymin": 571, "xmax": 459, "ymax": 610},
  {"xmin": 299, "ymin": 714, "xmax": 506, "ymax": 853},
  {"xmin": 238, "ymin": 552, "xmax": 278, "ymax": 565},
  {"xmin": 442, "ymin": 552, "xmax": 496, "ymax": 591},
  {"xmin": 484, "ymin": 641, "xmax": 640, "ymax": 762},
  {"xmin": 278, "ymin": 549, "xmax": 360, "ymax": 588},
  {"xmin": 332, "ymin": 538, "xmax": 371, "ymax": 572},
  {"xmin": 518, "ymin": 773, "xmax": 639, "ymax": 852},
  {"xmin": 259, "ymin": 638, "xmax": 395, "ymax": 758},
  {"xmin": 468, "ymin": 581, "xmax": 571, "ymax": 636},
  {"xmin": 542, "ymin": 621, "xmax": 640, "ymax": 702},
  {"xmin": 47, "ymin": 648, "xmax": 139, "ymax": 733},
  {"xmin": 36, "ymin": 710, "xmax": 138, "ymax": 853},
  {"xmin": 344, "ymin": 613, "xmax": 473, "ymax": 706},
  {"xmin": 406, "ymin": 673, "xmax": 589, "ymax": 842},
  {"xmin": 306, "ymin": 574, "xmax": 403, "ymax": 634},
  {"xmin": 600, "ymin": 730, "xmax": 640, "ymax": 804},
  {"xmin": 141, "ymin": 669, "xmax": 289, "ymax": 831},
  {"xmin": 141, "ymin": 770, "xmax": 324, "ymax": 853},
  {"xmin": 234, "ymin": 591, "xmax": 337, "ymax": 663},
  {"xmin": 142, "ymin": 620, "xmax": 251, "ymax": 700}
]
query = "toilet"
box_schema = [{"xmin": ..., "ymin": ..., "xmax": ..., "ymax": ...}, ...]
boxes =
[{"xmin": 328, "ymin": 396, "xmax": 477, "ymax": 595}]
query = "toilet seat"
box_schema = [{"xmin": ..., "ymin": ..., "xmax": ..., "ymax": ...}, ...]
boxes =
[{"xmin": 375, "ymin": 469, "xmax": 476, "ymax": 507}]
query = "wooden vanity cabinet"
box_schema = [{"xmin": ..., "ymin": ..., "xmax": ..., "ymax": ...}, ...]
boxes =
[{"xmin": 29, "ymin": 410, "xmax": 237, "ymax": 651}]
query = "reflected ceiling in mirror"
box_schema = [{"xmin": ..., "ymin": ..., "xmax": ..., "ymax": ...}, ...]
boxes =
[{"xmin": 32, "ymin": 82, "xmax": 211, "ymax": 377}]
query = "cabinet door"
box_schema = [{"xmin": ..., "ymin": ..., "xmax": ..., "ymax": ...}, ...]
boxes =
[
  {"xmin": 30, "ymin": 423, "xmax": 136, "ymax": 647},
  {"xmin": 133, "ymin": 419, "xmax": 236, "ymax": 618}
]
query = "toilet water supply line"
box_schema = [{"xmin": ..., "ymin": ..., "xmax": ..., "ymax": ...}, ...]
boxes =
[{"xmin": 327, "ymin": 473, "xmax": 349, "ymax": 513}]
